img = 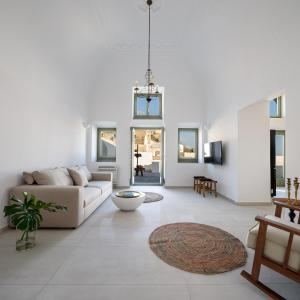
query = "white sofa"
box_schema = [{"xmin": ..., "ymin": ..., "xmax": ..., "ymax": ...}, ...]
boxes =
[{"xmin": 10, "ymin": 168, "xmax": 112, "ymax": 228}]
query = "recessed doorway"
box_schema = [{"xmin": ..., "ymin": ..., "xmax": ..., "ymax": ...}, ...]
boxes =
[
  {"xmin": 270, "ymin": 130, "xmax": 286, "ymax": 197},
  {"xmin": 131, "ymin": 128, "xmax": 164, "ymax": 185}
]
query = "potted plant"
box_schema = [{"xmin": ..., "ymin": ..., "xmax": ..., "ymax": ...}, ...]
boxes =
[{"xmin": 3, "ymin": 192, "xmax": 67, "ymax": 251}]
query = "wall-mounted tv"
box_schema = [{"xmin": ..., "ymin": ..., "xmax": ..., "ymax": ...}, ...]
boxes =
[{"xmin": 204, "ymin": 141, "xmax": 223, "ymax": 165}]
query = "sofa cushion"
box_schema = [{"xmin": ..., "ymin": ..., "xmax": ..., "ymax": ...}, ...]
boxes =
[
  {"xmin": 80, "ymin": 165, "xmax": 92, "ymax": 181},
  {"xmin": 247, "ymin": 215, "xmax": 300, "ymax": 272},
  {"xmin": 32, "ymin": 168, "xmax": 73, "ymax": 186},
  {"xmin": 83, "ymin": 187, "xmax": 101, "ymax": 207},
  {"xmin": 23, "ymin": 172, "xmax": 35, "ymax": 184},
  {"xmin": 68, "ymin": 168, "xmax": 89, "ymax": 187},
  {"xmin": 88, "ymin": 181, "xmax": 112, "ymax": 194}
]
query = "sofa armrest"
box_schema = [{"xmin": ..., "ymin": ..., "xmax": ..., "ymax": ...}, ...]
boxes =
[
  {"xmin": 9, "ymin": 185, "xmax": 85, "ymax": 228},
  {"xmin": 91, "ymin": 172, "xmax": 113, "ymax": 182}
]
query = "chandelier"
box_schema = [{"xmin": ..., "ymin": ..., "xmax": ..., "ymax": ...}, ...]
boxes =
[{"xmin": 134, "ymin": 0, "xmax": 159, "ymax": 102}]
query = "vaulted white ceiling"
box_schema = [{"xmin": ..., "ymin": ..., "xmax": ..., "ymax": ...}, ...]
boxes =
[
  {"xmin": 92, "ymin": 0, "xmax": 198, "ymax": 52},
  {"xmin": 1, "ymin": 0, "xmax": 300, "ymax": 108}
]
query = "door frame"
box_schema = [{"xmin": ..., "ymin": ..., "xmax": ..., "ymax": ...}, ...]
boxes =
[
  {"xmin": 275, "ymin": 130, "xmax": 286, "ymax": 188},
  {"xmin": 270, "ymin": 129, "xmax": 276, "ymax": 197},
  {"xmin": 270, "ymin": 129, "xmax": 286, "ymax": 196},
  {"xmin": 130, "ymin": 127, "xmax": 165, "ymax": 186}
]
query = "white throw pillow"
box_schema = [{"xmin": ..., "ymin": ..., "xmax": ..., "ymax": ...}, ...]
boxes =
[
  {"xmin": 67, "ymin": 168, "xmax": 88, "ymax": 187},
  {"xmin": 33, "ymin": 169, "xmax": 73, "ymax": 186},
  {"xmin": 23, "ymin": 172, "xmax": 35, "ymax": 185},
  {"xmin": 80, "ymin": 165, "xmax": 92, "ymax": 181}
]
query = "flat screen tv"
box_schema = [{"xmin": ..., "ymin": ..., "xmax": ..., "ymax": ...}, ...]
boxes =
[{"xmin": 204, "ymin": 141, "xmax": 223, "ymax": 165}]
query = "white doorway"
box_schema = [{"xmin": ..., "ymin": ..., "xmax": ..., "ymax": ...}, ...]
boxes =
[{"xmin": 131, "ymin": 128, "xmax": 164, "ymax": 185}]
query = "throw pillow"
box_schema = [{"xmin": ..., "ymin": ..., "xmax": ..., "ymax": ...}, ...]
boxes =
[
  {"xmin": 67, "ymin": 168, "xmax": 88, "ymax": 187},
  {"xmin": 23, "ymin": 172, "xmax": 35, "ymax": 185},
  {"xmin": 32, "ymin": 168, "xmax": 73, "ymax": 186},
  {"xmin": 80, "ymin": 165, "xmax": 92, "ymax": 181}
]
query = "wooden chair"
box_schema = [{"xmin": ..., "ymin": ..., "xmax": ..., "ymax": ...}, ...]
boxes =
[
  {"xmin": 241, "ymin": 212, "xmax": 300, "ymax": 300},
  {"xmin": 135, "ymin": 165, "xmax": 145, "ymax": 176}
]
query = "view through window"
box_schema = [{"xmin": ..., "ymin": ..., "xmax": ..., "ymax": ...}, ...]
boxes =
[
  {"xmin": 269, "ymin": 96, "xmax": 282, "ymax": 118},
  {"xmin": 97, "ymin": 128, "xmax": 117, "ymax": 162},
  {"xmin": 134, "ymin": 94, "xmax": 162, "ymax": 119},
  {"xmin": 178, "ymin": 128, "xmax": 198, "ymax": 163}
]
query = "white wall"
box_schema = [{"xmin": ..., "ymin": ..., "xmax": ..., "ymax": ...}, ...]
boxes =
[
  {"xmin": 87, "ymin": 51, "xmax": 205, "ymax": 187},
  {"xmin": 0, "ymin": 1, "xmax": 88, "ymax": 229},
  {"xmin": 206, "ymin": 110, "xmax": 238, "ymax": 201},
  {"xmin": 188, "ymin": 0, "xmax": 300, "ymax": 202},
  {"xmin": 237, "ymin": 101, "xmax": 271, "ymax": 203}
]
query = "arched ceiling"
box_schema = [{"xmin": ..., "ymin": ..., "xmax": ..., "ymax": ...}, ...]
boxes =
[{"xmin": 1, "ymin": 0, "xmax": 300, "ymax": 109}]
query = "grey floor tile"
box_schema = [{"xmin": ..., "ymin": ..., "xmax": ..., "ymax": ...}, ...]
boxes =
[
  {"xmin": 36, "ymin": 285, "xmax": 190, "ymax": 300},
  {"xmin": 0, "ymin": 285, "xmax": 43, "ymax": 300}
]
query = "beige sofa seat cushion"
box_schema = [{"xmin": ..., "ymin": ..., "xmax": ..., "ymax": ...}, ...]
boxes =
[
  {"xmin": 83, "ymin": 187, "xmax": 101, "ymax": 207},
  {"xmin": 33, "ymin": 168, "xmax": 73, "ymax": 186},
  {"xmin": 23, "ymin": 172, "xmax": 35, "ymax": 184},
  {"xmin": 247, "ymin": 215, "xmax": 300, "ymax": 272},
  {"xmin": 68, "ymin": 168, "xmax": 88, "ymax": 187},
  {"xmin": 88, "ymin": 181, "xmax": 112, "ymax": 194}
]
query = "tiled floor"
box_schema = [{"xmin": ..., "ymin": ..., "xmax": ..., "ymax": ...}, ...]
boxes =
[
  {"xmin": 134, "ymin": 171, "xmax": 160, "ymax": 184},
  {"xmin": 0, "ymin": 187, "xmax": 299, "ymax": 299}
]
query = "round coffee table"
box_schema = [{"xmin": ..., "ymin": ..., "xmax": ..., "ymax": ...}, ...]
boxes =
[{"xmin": 112, "ymin": 190, "xmax": 145, "ymax": 211}]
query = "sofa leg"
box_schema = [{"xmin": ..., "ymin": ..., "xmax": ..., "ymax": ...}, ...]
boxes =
[{"xmin": 241, "ymin": 270, "xmax": 285, "ymax": 300}]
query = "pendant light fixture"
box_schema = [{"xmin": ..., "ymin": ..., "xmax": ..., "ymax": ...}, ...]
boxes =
[{"xmin": 134, "ymin": 0, "xmax": 159, "ymax": 102}]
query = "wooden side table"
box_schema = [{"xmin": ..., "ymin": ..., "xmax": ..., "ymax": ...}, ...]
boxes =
[
  {"xmin": 273, "ymin": 198, "xmax": 300, "ymax": 223},
  {"xmin": 135, "ymin": 165, "xmax": 145, "ymax": 176}
]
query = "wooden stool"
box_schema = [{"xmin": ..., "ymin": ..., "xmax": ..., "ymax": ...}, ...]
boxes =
[
  {"xmin": 193, "ymin": 176, "xmax": 206, "ymax": 192},
  {"xmin": 201, "ymin": 179, "xmax": 218, "ymax": 198}
]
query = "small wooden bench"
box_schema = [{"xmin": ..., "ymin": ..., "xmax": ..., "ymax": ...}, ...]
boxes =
[{"xmin": 193, "ymin": 176, "xmax": 218, "ymax": 197}]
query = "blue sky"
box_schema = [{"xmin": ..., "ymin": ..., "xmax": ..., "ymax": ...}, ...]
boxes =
[
  {"xmin": 179, "ymin": 130, "xmax": 196, "ymax": 149},
  {"xmin": 269, "ymin": 99, "xmax": 278, "ymax": 117},
  {"xmin": 136, "ymin": 96, "xmax": 160, "ymax": 115}
]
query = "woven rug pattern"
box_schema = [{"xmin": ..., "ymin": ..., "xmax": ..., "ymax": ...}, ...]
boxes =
[
  {"xmin": 143, "ymin": 192, "xmax": 163, "ymax": 203},
  {"xmin": 149, "ymin": 223, "xmax": 247, "ymax": 274}
]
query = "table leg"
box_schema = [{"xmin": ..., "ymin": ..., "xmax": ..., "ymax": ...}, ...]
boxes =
[{"xmin": 274, "ymin": 205, "xmax": 282, "ymax": 218}]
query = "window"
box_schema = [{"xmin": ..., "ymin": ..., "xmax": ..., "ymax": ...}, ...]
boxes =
[
  {"xmin": 178, "ymin": 128, "xmax": 198, "ymax": 163},
  {"xmin": 97, "ymin": 128, "xmax": 116, "ymax": 162},
  {"xmin": 134, "ymin": 93, "xmax": 162, "ymax": 119},
  {"xmin": 269, "ymin": 96, "xmax": 282, "ymax": 118}
]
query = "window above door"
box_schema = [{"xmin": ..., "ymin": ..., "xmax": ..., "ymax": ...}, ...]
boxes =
[{"xmin": 133, "ymin": 93, "xmax": 162, "ymax": 119}]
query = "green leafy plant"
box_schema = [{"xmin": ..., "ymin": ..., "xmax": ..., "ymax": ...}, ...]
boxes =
[{"xmin": 3, "ymin": 192, "xmax": 67, "ymax": 249}]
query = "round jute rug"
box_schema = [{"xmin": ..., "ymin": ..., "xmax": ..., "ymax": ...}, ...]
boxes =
[
  {"xmin": 149, "ymin": 223, "xmax": 247, "ymax": 274},
  {"xmin": 143, "ymin": 192, "xmax": 163, "ymax": 203}
]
